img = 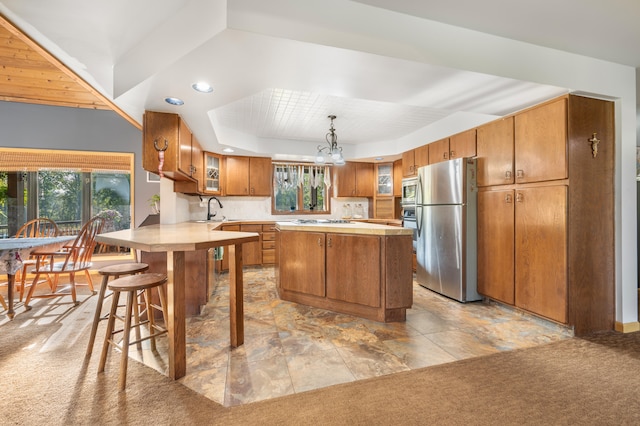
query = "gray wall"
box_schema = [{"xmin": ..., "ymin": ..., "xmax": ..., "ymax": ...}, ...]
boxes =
[{"xmin": 0, "ymin": 101, "xmax": 157, "ymax": 227}]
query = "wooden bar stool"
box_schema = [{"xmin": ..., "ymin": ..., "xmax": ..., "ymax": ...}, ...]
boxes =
[
  {"xmin": 85, "ymin": 263, "xmax": 149, "ymax": 357},
  {"xmin": 98, "ymin": 273, "xmax": 168, "ymax": 391}
]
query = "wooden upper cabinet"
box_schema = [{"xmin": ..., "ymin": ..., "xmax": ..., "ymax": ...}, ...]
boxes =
[
  {"xmin": 376, "ymin": 163, "xmax": 393, "ymax": 196},
  {"xmin": 143, "ymin": 110, "xmax": 196, "ymax": 182},
  {"xmin": 402, "ymin": 146, "xmax": 428, "ymax": 177},
  {"xmin": 356, "ymin": 162, "xmax": 374, "ymax": 197},
  {"xmin": 393, "ymin": 159, "xmax": 403, "ymax": 196},
  {"xmin": 476, "ymin": 117, "xmax": 514, "ymax": 187},
  {"xmin": 334, "ymin": 162, "xmax": 374, "ymax": 197},
  {"xmin": 401, "ymin": 150, "xmax": 415, "ymax": 177},
  {"xmin": 428, "ymin": 138, "xmax": 450, "ymax": 164},
  {"xmin": 178, "ymin": 118, "xmax": 193, "ymax": 177},
  {"xmin": 225, "ymin": 156, "xmax": 272, "ymax": 196},
  {"xmin": 190, "ymin": 134, "xmax": 203, "ymax": 188},
  {"xmin": 334, "ymin": 162, "xmax": 356, "ymax": 197},
  {"xmin": 414, "ymin": 145, "xmax": 429, "ymax": 170},
  {"xmin": 203, "ymin": 152, "xmax": 222, "ymax": 194},
  {"xmin": 515, "ymin": 98, "xmax": 568, "ymax": 183},
  {"xmin": 449, "ymin": 129, "xmax": 476, "ymax": 159},
  {"xmin": 248, "ymin": 156, "xmax": 272, "ymax": 196},
  {"xmin": 225, "ymin": 156, "xmax": 249, "ymax": 195}
]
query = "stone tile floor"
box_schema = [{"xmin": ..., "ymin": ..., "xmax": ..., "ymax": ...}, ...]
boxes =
[{"xmin": 132, "ymin": 266, "xmax": 573, "ymax": 407}]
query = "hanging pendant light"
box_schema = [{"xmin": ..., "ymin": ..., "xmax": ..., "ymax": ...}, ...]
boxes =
[{"xmin": 315, "ymin": 115, "xmax": 345, "ymax": 165}]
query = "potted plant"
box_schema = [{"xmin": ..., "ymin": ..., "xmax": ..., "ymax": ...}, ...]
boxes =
[{"xmin": 149, "ymin": 194, "xmax": 160, "ymax": 215}]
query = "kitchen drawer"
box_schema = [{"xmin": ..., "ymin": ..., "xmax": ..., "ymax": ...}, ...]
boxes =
[
  {"xmin": 263, "ymin": 232, "xmax": 276, "ymax": 242},
  {"xmin": 262, "ymin": 223, "xmax": 276, "ymax": 232},
  {"xmin": 263, "ymin": 240, "xmax": 276, "ymax": 250},
  {"xmin": 262, "ymin": 249, "xmax": 276, "ymax": 264}
]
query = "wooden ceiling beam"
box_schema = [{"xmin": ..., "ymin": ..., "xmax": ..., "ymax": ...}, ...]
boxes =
[{"xmin": 0, "ymin": 14, "xmax": 141, "ymax": 130}]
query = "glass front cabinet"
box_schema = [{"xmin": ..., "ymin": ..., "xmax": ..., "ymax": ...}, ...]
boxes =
[
  {"xmin": 376, "ymin": 163, "xmax": 393, "ymax": 196},
  {"xmin": 204, "ymin": 152, "xmax": 222, "ymax": 194}
]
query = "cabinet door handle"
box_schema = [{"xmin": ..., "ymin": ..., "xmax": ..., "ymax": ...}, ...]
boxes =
[
  {"xmin": 516, "ymin": 170, "xmax": 524, "ymax": 179},
  {"xmin": 505, "ymin": 194, "xmax": 513, "ymax": 203},
  {"xmin": 317, "ymin": 237, "xmax": 323, "ymax": 247},
  {"xmin": 443, "ymin": 152, "xmax": 448, "ymax": 160},
  {"xmin": 505, "ymin": 170, "xmax": 512, "ymax": 180},
  {"xmin": 516, "ymin": 192, "xmax": 523, "ymax": 202},
  {"xmin": 450, "ymin": 150, "xmax": 455, "ymax": 158},
  {"xmin": 327, "ymin": 237, "xmax": 332, "ymax": 248}
]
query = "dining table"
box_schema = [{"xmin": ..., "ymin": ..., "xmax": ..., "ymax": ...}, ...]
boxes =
[
  {"xmin": 95, "ymin": 222, "xmax": 259, "ymax": 380},
  {"xmin": 0, "ymin": 236, "xmax": 75, "ymax": 319}
]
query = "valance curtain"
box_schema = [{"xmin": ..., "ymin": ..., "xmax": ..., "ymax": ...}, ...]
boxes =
[{"xmin": 273, "ymin": 163, "xmax": 331, "ymax": 191}]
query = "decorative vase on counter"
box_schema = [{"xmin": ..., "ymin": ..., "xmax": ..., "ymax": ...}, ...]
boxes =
[
  {"xmin": 353, "ymin": 203, "xmax": 364, "ymax": 219},
  {"xmin": 342, "ymin": 203, "xmax": 352, "ymax": 219}
]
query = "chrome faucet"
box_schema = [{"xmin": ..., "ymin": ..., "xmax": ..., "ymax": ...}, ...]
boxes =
[{"xmin": 207, "ymin": 196, "xmax": 223, "ymax": 220}]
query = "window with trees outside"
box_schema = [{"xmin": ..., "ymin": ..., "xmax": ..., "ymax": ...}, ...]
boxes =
[
  {"xmin": 272, "ymin": 163, "xmax": 332, "ymax": 214},
  {"xmin": 0, "ymin": 148, "xmax": 133, "ymax": 241}
]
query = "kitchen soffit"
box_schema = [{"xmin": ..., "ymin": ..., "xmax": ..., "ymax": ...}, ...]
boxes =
[{"xmin": 4, "ymin": 1, "xmax": 635, "ymax": 160}]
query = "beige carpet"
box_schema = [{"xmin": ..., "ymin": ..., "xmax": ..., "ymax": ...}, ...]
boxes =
[{"xmin": 2, "ymin": 298, "xmax": 640, "ymax": 425}]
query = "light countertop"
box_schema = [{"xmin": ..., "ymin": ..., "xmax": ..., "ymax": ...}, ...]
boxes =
[
  {"xmin": 96, "ymin": 222, "xmax": 259, "ymax": 252},
  {"xmin": 275, "ymin": 221, "xmax": 412, "ymax": 236}
]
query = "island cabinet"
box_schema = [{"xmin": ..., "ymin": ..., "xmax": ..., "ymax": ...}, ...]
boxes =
[
  {"xmin": 325, "ymin": 233, "xmax": 381, "ymax": 308},
  {"xmin": 333, "ymin": 162, "xmax": 374, "ymax": 197},
  {"xmin": 142, "ymin": 110, "xmax": 200, "ymax": 182},
  {"xmin": 278, "ymin": 231, "xmax": 326, "ymax": 297},
  {"xmin": 225, "ymin": 156, "xmax": 272, "ymax": 196},
  {"xmin": 477, "ymin": 94, "xmax": 614, "ymax": 335},
  {"xmin": 276, "ymin": 224, "xmax": 413, "ymax": 322}
]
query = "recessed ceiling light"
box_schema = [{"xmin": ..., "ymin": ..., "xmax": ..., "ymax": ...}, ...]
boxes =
[
  {"xmin": 192, "ymin": 82, "xmax": 213, "ymax": 93},
  {"xmin": 223, "ymin": 147, "xmax": 234, "ymax": 153},
  {"xmin": 375, "ymin": 157, "xmax": 384, "ymax": 161},
  {"xmin": 164, "ymin": 97, "xmax": 184, "ymax": 106}
]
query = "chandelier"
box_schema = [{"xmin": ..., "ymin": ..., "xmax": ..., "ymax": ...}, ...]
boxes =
[{"xmin": 315, "ymin": 115, "xmax": 345, "ymax": 165}]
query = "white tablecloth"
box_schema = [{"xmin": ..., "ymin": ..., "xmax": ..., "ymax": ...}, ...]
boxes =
[{"xmin": 0, "ymin": 237, "xmax": 74, "ymax": 275}]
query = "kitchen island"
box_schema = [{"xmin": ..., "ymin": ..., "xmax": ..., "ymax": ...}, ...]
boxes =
[{"xmin": 275, "ymin": 220, "xmax": 413, "ymax": 322}]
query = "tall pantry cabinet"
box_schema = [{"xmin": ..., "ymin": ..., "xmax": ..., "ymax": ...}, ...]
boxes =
[{"xmin": 476, "ymin": 95, "xmax": 614, "ymax": 335}]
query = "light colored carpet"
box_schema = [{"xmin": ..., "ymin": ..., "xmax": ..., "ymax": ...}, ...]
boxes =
[{"xmin": 2, "ymin": 295, "xmax": 640, "ymax": 425}]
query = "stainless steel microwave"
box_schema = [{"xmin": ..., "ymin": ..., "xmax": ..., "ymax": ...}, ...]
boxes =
[{"xmin": 401, "ymin": 177, "xmax": 418, "ymax": 206}]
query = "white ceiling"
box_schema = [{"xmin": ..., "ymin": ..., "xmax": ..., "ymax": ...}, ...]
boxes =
[{"xmin": 1, "ymin": 0, "xmax": 638, "ymax": 162}]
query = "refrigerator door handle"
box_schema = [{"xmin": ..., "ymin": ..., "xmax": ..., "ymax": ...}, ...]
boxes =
[{"xmin": 416, "ymin": 174, "xmax": 423, "ymax": 238}]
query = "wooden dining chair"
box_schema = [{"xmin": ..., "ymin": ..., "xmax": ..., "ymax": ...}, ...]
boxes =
[
  {"xmin": 24, "ymin": 216, "xmax": 104, "ymax": 307},
  {"xmin": 13, "ymin": 217, "xmax": 60, "ymax": 302}
]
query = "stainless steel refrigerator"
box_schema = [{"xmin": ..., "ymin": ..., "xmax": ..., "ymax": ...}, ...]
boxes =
[{"xmin": 415, "ymin": 157, "xmax": 481, "ymax": 302}]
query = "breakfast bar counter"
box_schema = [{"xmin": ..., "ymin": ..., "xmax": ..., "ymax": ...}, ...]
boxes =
[{"xmin": 96, "ymin": 222, "xmax": 259, "ymax": 380}]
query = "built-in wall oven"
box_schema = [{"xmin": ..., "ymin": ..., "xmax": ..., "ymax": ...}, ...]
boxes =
[
  {"xmin": 401, "ymin": 177, "xmax": 418, "ymax": 208},
  {"xmin": 402, "ymin": 207, "xmax": 417, "ymax": 252}
]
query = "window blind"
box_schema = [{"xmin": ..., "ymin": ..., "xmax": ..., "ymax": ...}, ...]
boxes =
[{"xmin": 0, "ymin": 148, "xmax": 133, "ymax": 172}]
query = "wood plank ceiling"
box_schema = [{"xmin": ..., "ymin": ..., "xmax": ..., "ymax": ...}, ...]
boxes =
[{"xmin": 0, "ymin": 14, "xmax": 140, "ymax": 129}]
